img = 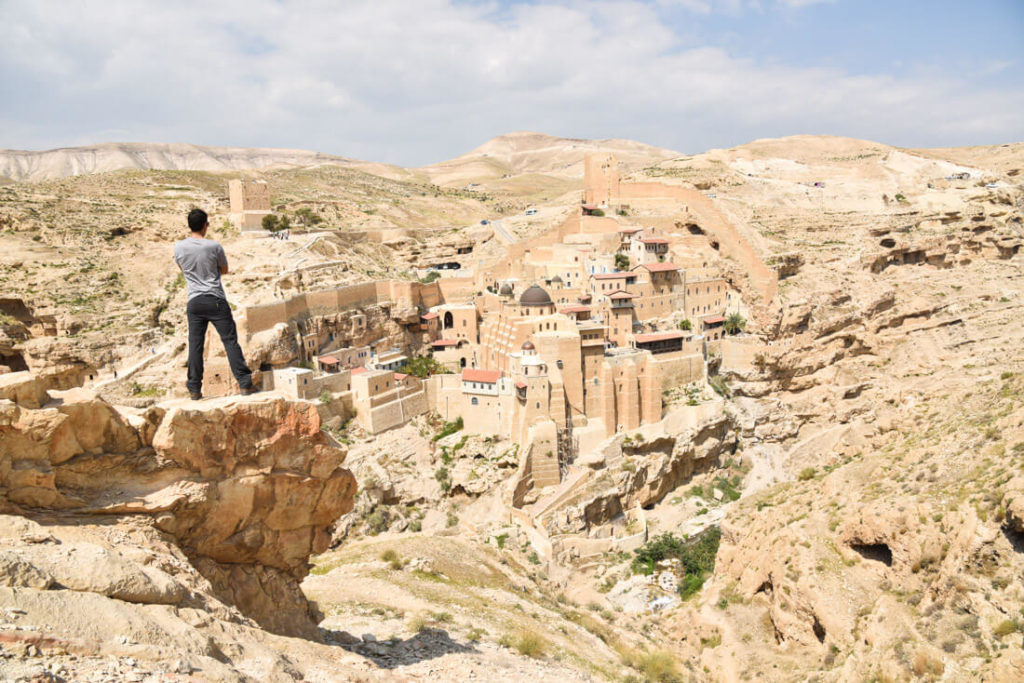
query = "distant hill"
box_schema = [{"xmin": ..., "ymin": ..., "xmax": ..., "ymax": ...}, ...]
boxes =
[
  {"xmin": 419, "ymin": 131, "xmax": 680, "ymax": 186},
  {"xmin": 0, "ymin": 142, "xmax": 407, "ymax": 183}
]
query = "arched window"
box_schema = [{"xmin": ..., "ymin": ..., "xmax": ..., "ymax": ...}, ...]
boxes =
[{"xmin": 471, "ymin": 397, "xmax": 479, "ymax": 406}]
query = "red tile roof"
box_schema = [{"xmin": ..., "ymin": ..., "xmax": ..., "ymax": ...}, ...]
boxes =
[
  {"xmin": 703, "ymin": 316, "xmax": 726, "ymax": 325},
  {"xmin": 421, "ymin": 312, "xmax": 439, "ymax": 320},
  {"xmin": 462, "ymin": 369, "xmax": 501, "ymax": 383},
  {"xmin": 609, "ymin": 290, "xmax": 635, "ymax": 299},
  {"xmin": 318, "ymin": 355, "xmax": 339, "ymax": 364},
  {"xmin": 350, "ymin": 367, "xmax": 367, "ymax": 375},
  {"xmin": 393, "ymin": 372, "xmax": 408, "ymax": 380},
  {"xmin": 636, "ymin": 262, "xmax": 679, "ymax": 272},
  {"xmin": 639, "ymin": 237, "xmax": 669, "ymax": 244},
  {"xmin": 431, "ymin": 339, "xmax": 460, "ymax": 347},
  {"xmin": 559, "ymin": 305, "xmax": 591, "ymax": 314},
  {"xmin": 618, "ymin": 227, "xmax": 643, "ymax": 234},
  {"xmin": 515, "ymin": 380, "xmax": 527, "ymax": 389},
  {"xmin": 634, "ymin": 331, "xmax": 686, "ymax": 343},
  {"xmin": 592, "ymin": 272, "xmax": 630, "ymax": 280}
]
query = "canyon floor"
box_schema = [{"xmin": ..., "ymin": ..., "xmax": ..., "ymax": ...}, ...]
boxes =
[{"xmin": 1, "ymin": 132, "xmax": 1023, "ymax": 681}]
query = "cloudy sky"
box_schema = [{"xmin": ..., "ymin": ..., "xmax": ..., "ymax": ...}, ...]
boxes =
[{"xmin": 1, "ymin": 0, "xmax": 1022, "ymax": 165}]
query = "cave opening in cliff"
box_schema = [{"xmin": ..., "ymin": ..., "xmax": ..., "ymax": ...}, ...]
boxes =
[
  {"xmin": 1003, "ymin": 525, "xmax": 1024, "ymax": 554},
  {"xmin": 849, "ymin": 542, "xmax": 892, "ymax": 566},
  {"xmin": 880, "ymin": 238, "xmax": 896, "ymax": 248},
  {"xmin": 0, "ymin": 351, "xmax": 28, "ymax": 372},
  {"xmin": 811, "ymin": 616, "xmax": 826, "ymax": 644}
]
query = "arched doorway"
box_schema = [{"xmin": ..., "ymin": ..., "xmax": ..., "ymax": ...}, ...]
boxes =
[{"xmin": 444, "ymin": 311, "xmax": 454, "ymax": 329}]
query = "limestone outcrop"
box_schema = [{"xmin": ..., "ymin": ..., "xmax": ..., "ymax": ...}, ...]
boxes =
[{"xmin": 0, "ymin": 373, "xmax": 356, "ymax": 639}]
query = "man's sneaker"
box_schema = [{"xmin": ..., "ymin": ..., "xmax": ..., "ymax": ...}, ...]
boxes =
[
  {"xmin": 189, "ymin": 392, "xmax": 203, "ymax": 401},
  {"xmin": 240, "ymin": 385, "xmax": 260, "ymax": 396}
]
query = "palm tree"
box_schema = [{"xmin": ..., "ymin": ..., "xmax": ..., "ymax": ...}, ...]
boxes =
[{"xmin": 724, "ymin": 313, "xmax": 746, "ymax": 335}]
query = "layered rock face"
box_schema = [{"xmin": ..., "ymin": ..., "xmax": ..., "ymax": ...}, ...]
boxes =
[{"xmin": 0, "ymin": 375, "xmax": 356, "ymax": 639}]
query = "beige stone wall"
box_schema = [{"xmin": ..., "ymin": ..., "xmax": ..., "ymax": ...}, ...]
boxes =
[
  {"xmin": 720, "ymin": 336, "xmax": 764, "ymax": 373},
  {"xmin": 650, "ymin": 353, "xmax": 705, "ymax": 390},
  {"xmin": 243, "ymin": 279, "xmax": 440, "ymax": 337}
]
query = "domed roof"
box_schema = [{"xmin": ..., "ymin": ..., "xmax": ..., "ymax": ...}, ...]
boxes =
[
  {"xmin": 522, "ymin": 340, "xmax": 535, "ymax": 351},
  {"xmin": 550, "ymin": 275, "xmax": 563, "ymax": 283},
  {"xmin": 499, "ymin": 283, "xmax": 514, "ymax": 297},
  {"xmin": 519, "ymin": 284, "xmax": 553, "ymax": 307}
]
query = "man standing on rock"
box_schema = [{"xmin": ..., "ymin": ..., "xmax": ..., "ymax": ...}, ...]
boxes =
[{"xmin": 174, "ymin": 209, "xmax": 258, "ymax": 400}]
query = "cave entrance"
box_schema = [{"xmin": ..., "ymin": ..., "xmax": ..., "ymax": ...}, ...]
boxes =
[
  {"xmin": 686, "ymin": 223, "xmax": 705, "ymax": 236},
  {"xmin": 0, "ymin": 351, "xmax": 28, "ymax": 372},
  {"xmin": 1003, "ymin": 525, "xmax": 1024, "ymax": 554},
  {"xmin": 850, "ymin": 543, "xmax": 893, "ymax": 566}
]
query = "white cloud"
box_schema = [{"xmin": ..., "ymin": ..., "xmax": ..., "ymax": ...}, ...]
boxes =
[{"xmin": 0, "ymin": 0, "xmax": 1020, "ymax": 164}]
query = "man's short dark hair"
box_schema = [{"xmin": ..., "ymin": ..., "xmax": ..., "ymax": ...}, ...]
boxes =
[{"xmin": 188, "ymin": 208, "xmax": 209, "ymax": 232}]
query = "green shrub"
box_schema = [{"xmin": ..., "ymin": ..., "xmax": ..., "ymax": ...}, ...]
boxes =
[
  {"xmin": 637, "ymin": 650, "xmax": 681, "ymax": 682},
  {"xmin": 433, "ymin": 416, "xmax": 464, "ymax": 441},
  {"xmin": 615, "ymin": 253, "xmax": 630, "ymax": 271},
  {"xmin": 318, "ymin": 390, "xmax": 332, "ymax": 405},
  {"xmin": 399, "ymin": 355, "xmax": 449, "ymax": 378},
  {"xmin": 512, "ymin": 631, "xmax": 546, "ymax": 658},
  {"xmin": 629, "ymin": 529, "xmax": 721, "ymax": 603},
  {"xmin": 678, "ymin": 318, "xmax": 692, "ymax": 331},
  {"xmin": 435, "ymin": 466, "xmax": 452, "ymax": 494},
  {"xmin": 798, "ymin": 467, "xmax": 816, "ymax": 481},
  {"xmin": 994, "ymin": 619, "xmax": 1021, "ymax": 637}
]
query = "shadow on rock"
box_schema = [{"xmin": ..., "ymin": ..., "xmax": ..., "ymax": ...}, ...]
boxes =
[{"xmin": 324, "ymin": 627, "xmax": 475, "ymax": 669}]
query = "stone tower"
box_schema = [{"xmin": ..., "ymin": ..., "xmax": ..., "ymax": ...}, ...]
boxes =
[
  {"xmin": 228, "ymin": 179, "xmax": 271, "ymax": 231},
  {"xmin": 584, "ymin": 153, "xmax": 620, "ymax": 207}
]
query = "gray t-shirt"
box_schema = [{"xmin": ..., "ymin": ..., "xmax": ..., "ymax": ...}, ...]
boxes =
[{"xmin": 173, "ymin": 237, "xmax": 228, "ymax": 301}]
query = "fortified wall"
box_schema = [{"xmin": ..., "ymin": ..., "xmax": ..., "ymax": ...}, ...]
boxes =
[{"xmin": 241, "ymin": 279, "xmax": 446, "ymax": 338}]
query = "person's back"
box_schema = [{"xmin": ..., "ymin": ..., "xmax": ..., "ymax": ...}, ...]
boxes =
[
  {"xmin": 173, "ymin": 237, "xmax": 227, "ymax": 301},
  {"xmin": 174, "ymin": 208, "xmax": 256, "ymax": 399}
]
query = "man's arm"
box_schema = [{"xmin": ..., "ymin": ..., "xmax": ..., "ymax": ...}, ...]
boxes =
[{"xmin": 217, "ymin": 244, "xmax": 229, "ymax": 275}]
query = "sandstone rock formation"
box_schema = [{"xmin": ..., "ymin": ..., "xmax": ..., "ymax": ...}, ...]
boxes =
[{"xmin": 0, "ymin": 374, "xmax": 356, "ymax": 640}]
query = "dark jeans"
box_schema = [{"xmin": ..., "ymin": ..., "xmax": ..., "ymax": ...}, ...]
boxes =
[{"xmin": 186, "ymin": 294, "xmax": 252, "ymax": 394}]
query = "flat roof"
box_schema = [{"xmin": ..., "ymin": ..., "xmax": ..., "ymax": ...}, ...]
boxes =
[
  {"xmin": 634, "ymin": 331, "xmax": 686, "ymax": 343},
  {"xmin": 462, "ymin": 369, "xmax": 501, "ymax": 384},
  {"xmin": 431, "ymin": 339, "xmax": 460, "ymax": 347}
]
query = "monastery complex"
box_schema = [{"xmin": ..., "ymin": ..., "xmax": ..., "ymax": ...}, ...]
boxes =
[{"xmin": 207, "ymin": 154, "xmax": 776, "ymax": 497}]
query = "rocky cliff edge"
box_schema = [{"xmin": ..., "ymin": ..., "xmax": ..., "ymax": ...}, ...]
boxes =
[{"xmin": 0, "ymin": 371, "xmax": 357, "ymax": 642}]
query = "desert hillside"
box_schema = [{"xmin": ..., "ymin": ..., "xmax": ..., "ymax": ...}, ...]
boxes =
[
  {"xmin": 1, "ymin": 132, "xmax": 1023, "ymax": 682},
  {"xmin": 0, "ymin": 141, "xmax": 414, "ymax": 184}
]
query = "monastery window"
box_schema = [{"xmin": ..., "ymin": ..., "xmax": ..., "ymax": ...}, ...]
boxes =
[
  {"xmin": 472, "ymin": 397, "xmax": 479, "ymax": 406},
  {"xmin": 536, "ymin": 402, "xmax": 541, "ymax": 409},
  {"xmin": 556, "ymin": 360, "xmax": 563, "ymax": 369},
  {"xmin": 374, "ymin": 384, "xmax": 378, "ymax": 391}
]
